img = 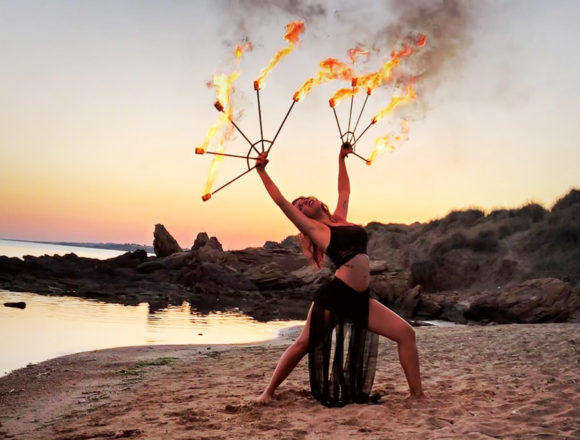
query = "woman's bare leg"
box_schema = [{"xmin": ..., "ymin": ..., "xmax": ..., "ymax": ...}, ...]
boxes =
[
  {"xmin": 257, "ymin": 304, "xmax": 313, "ymax": 403},
  {"xmin": 367, "ymin": 299, "xmax": 424, "ymax": 397}
]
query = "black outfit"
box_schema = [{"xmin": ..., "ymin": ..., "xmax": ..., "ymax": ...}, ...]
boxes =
[{"xmin": 308, "ymin": 224, "xmax": 379, "ymax": 407}]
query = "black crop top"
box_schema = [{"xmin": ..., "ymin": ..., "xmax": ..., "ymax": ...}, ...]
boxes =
[{"xmin": 325, "ymin": 224, "xmax": 368, "ymax": 268}]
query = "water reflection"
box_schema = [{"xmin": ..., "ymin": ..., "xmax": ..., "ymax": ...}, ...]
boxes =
[{"xmin": 0, "ymin": 291, "xmax": 303, "ymax": 376}]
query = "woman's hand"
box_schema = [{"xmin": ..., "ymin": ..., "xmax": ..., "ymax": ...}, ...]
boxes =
[
  {"xmin": 339, "ymin": 142, "xmax": 353, "ymax": 159},
  {"xmin": 256, "ymin": 152, "xmax": 269, "ymax": 171}
]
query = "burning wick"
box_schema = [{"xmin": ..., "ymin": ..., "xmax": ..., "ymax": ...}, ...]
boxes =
[
  {"xmin": 214, "ymin": 101, "xmax": 224, "ymax": 112},
  {"xmin": 253, "ymin": 80, "xmax": 261, "ymax": 91},
  {"xmin": 195, "ymin": 148, "xmax": 205, "ymax": 155},
  {"xmin": 202, "ymin": 193, "xmax": 212, "ymax": 202}
]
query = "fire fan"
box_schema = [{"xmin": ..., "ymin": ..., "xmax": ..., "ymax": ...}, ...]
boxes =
[
  {"xmin": 195, "ymin": 83, "xmax": 298, "ymax": 202},
  {"xmin": 196, "ymin": 21, "xmax": 426, "ymax": 200},
  {"xmin": 195, "ymin": 21, "xmax": 304, "ymax": 202}
]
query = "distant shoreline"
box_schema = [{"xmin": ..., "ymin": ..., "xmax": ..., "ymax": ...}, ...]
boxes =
[{"xmin": 0, "ymin": 238, "xmax": 155, "ymax": 254}]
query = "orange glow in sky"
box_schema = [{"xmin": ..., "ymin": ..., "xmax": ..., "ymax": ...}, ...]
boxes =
[{"xmin": 0, "ymin": 2, "xmax": 579, "ymax": 251}]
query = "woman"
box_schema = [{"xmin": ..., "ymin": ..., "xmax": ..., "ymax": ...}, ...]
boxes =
[{"xmin": 256, "ymin": 144, "xmax": 424, "ymax": 406}]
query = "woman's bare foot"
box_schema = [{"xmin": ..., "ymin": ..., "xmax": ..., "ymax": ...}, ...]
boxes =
[{"xmin": 256, "ymin": 391, "xmax": 273, "ymax": 404}]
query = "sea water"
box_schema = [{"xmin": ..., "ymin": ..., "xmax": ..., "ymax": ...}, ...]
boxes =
[
  {"xmin": 0, "ymin": 240, "xmax": 303, "ymax": 376},
  {"xmin": 0, "ymin": 238, "xmax": 131, "ymax": 260},
  {"xmin": 0, "ymin": 291, "xmax": 303, "ymax": 376}
]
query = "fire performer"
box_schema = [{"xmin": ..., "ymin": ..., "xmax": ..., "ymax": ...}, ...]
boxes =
[{"xmin": 255, "ymin": 146, "xmax": 424, "ymax": 407}]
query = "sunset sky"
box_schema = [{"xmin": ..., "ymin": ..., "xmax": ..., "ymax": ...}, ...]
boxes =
[{"xmin": 1, "ymin": 0, "xmax": 579, "ymax": 250}]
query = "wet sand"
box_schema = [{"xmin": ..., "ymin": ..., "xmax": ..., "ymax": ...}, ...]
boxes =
[{"xmin": 0, "ymin": 324, "xmax": 578, "ymax": 439}]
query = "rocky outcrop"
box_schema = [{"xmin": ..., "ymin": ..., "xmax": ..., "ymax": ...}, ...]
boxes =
[
  {"xmin": 153, "ymin": 224, "xmax": 182, "ymax": 257},
  {"xmin": 0, "ymin": 188, "xmax": 578, "ymax": 324},
  {"xmin": 106, "ymin": 249, "xmax": 148, "ymax": 268},
  {"xmin": 192, "ymin": 232, "xmax": 223, "ymax": 251},
  {"xmin": 394, "ymin": 285, "xmax": 422, "ymax": 318},
  {"xmin": 410, "ymin": 278, "xmax": 579, "ymax": 324},
  {"xmin": 465, "ymin": 278, "xmax": 578, "ymax": 323}
]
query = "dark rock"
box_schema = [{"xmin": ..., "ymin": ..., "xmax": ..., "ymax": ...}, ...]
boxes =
[
  {"xmin": 369, "ymin": 260, "xmax": 389, "ymax": 274},
  {"xmin": 197, "ymin": 245, "xmax": 227, "ymax": 264},
  {"xmin": 417, "ymin": 295, "xmax": 443, "ymax": 317},
  {"xmin": 371, "ymin": 273, "xmax": 409, "ymax": 305},
  {"xmin": 394, "ymin": 285, "xmax": 421, "ymax": 317},
  {"xmin": 230, "ymin": 247, "xmax": 307, "ymax": 273},
  {"xmin": 192, "ymin": 232, "xmax": 230, "ymax": 265},
  {"xmin": 192, "ymin": 232, "xmax": 223, "ymax": 251},
  {"xmin": 136, "ymin": 260, "xmax": 165, "ymax": 274},
  {"xmin": 280, "ymin": 235, "xmax": 300, "ymax": 250},
  {"xmin": 192, "ymin": 232, "xmax": 210, "ymax": 250},
  {"xmin": 137, "ymin": 251, "xmax": 194, "ymax": 275},
  {"xmin": 441, "ymin": 299, "xmax": 471, "ymax": 324},
  {"xmin": 466, "ymin": 278, "xmax": 578, "ymax": 323},
  {"xmin": 187, "ymin": 262, "xmax": 257, "ymax": 291},
  {"xmin": 0, "ymin": 256, "xmax": 25, "ymax": 275},
  {"xmin": 365, "ymin": 222, "xmax": 410, "ymax": 270},
  {"xmin": 1, "ymin": 189, "xmax": 578, "ymax": 324},
  {"xmin": 207, "ymin": 236, "xmax": 222, "ymax": 250},
  {"xmin": 106, "ymin": 249, "xmax": 148, "ymax": 268},
  {"xmin": 4, "ymin": 301, "xmax": 26, "ymax": 309},
  {"xmin": 244, "ymin": 262, "xmax": 301, "ymax": 290},
  {"xmin": 410, "ymin": 260, "xmax": 437, "ymax": 290},
  {"xmin": 153, "ymin": 224, "xmax": 182, "ymax": 257}
]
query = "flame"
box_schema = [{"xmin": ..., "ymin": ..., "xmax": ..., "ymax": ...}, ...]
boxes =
[
  {"xmin": 202, "ymin": 126, "xmax": 235, "ymax": 196},
  {"xmin": 371, "ymin": 82, "xmax": 416, "ymax": 124},
  {"xmin": 327, "ymin": 47, "xmax": 368, "ymax": 107},
  {"xmin": 352, "ymin": 38, "xmax": 426, "ymax": 93},
  {"xmin": 347, "ymin": 48, "xmax": 369, "ymax": 64},
  {"xmin": 234, "ymin": 42, "xmax": 253, "ymax": 60},
  {"xmin": 215, "ymin": 72, "xmax": 239, "ymax": 117},
  {"xmin": 415, "ymin": 33, "xmax": 427, "ymax": 48},
  {"xmin": 254, "ymin": 20, "xmax": 305, "ymax": 90},
  {"xmin": 353, "ymin": 57, "xmax": 397, "ymax": 92},
  {"xmin": 366, "ymin": 135, "xmax": 395, "ymax": 165},
  {"xmin": 196, "ymin": 71, "xmax": 239, "ymax": 154},
  {"xmin": 367, "ymin": 118, "xmax": 410, "ymax": 165},
  {"xmin": 197, "ymin": 43, "xmax": 248, "ymax": 196},
  {"xmin": 329, "ymin": 87, "xmax": 360, "ymax": 107},
  {"xmin": 293, "ymin": 58, "xmax": 353, "ymax": 102}
]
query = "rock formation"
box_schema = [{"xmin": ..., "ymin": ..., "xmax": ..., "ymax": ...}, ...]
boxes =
[
  {"xmin": 153, "ymin": 224, "xmax": 182, "ymax": 257},
  {"xmin": 0, "ymin": 189, "xmax": 578, "ymax": 324}
]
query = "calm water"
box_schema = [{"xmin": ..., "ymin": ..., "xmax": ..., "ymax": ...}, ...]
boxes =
[
  {"xmin": 0, "ymin": 291, "xmax": 303, "ymax": 376},
  {"xmin": 0, "ymin": 238, "xmax": 132, "ymax": 260},
  {"xmin": 0, "ymin": 240, "xmax": 303, "ymax": 376}
]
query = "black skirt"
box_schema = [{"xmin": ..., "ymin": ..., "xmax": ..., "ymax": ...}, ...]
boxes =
[{"xmin": 308, "ymin": 277, "xmax": 379, "ymax": 407}]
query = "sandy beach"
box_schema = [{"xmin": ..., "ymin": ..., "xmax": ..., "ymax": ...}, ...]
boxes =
[{"xmin": 1, "ymin": 323, "xmax": 578, "ymax": 440}]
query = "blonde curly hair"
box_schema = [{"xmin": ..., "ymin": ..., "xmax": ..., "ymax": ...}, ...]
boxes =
[{"xmin": 292, "ymin": 196, "xmax": 335, "ymax": 269}]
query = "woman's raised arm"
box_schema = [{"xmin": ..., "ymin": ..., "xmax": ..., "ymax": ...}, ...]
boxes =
[
  {"xmin": 255, "ymin": 153, "xmax": 328, "ymax": 247},
  {"xmin": 334, "ymin": 144, "xmax": 352, "ymax": 220}
]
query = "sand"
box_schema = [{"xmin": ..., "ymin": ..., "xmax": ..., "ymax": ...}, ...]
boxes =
[{"xmin": 0, "ymin": 323, "xmax": 578, "ymax": 440}]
